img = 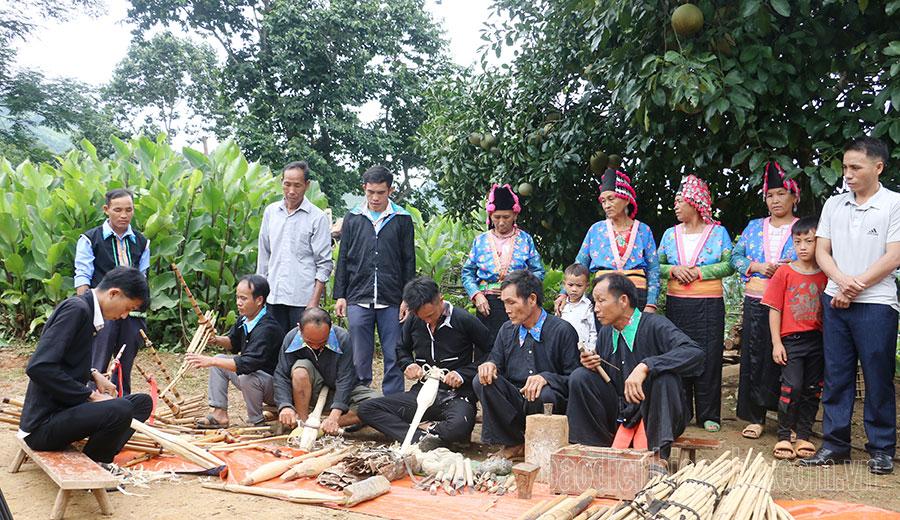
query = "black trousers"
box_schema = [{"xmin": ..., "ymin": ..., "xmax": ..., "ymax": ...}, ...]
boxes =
[
  {"xmin": 91, "ymin": 315, "xmax": 145, "ymax": 395},
  {"xmin": 473, "ymin": 374, "xmax": 566, "ymax": 446},
  {"xmin": 666, "ymin": 296, "xmax": 724, "ymax": 424},
  {"xmin": 777, "ymin": 331, "xmax": 824, "ymax": 442},
  {"xmin": 269, "ymin": 304, "xmax": 306, "ymax": 338},
  {"xmin": 737, "ymin": 296, "xmax": 782, "ymax": 424},
  {"xmin": 25, "ymin": 394, "xmax": 153, "ymax": 463},
  {"xmin": 477, "ymin": 294, "xmax": 508, "ymax": 346},
  {"xmin": 567, "ymin": 367, "xmax": 687, "ymax": 458},
  {"xmin": 356, "ymin": 386, "xmax": 476, "ymax": 443}
]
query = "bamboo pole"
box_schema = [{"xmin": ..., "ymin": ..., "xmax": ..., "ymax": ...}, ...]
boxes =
[
  {"xmin": 201, "ymin": 482, "xmax": 337, "ymax": 504},
  {"xmin": 130, "ymin": 419, "xmax": 224, "ymax": 469},
  {"xmin": 208, "ymin": 435, "xmax": 290, "ymax": 452},
  {"xmin": 139, "ymin": 329, "xmax": 182, "ymax": 402},
  {"xmin": 172, "ymin": 263, "xmax": 211, "ymax": 330},
  {"xmin": 280, "ymin": 447, "xmax": 352, "ymax": 480}
]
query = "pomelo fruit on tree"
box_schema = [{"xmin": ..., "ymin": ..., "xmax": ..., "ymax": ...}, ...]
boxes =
[
  {"xmin": 518, "ymin": 182, "xmax": 533, "ymax": 197},
  {"xmin": 672, "ymin": 4, "xmax": 704, "ymax": 36}
]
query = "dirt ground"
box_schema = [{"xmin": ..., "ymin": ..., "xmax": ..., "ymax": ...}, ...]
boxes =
[{"xmin": 0, "ymin": 347, "xmax": 898, "ymax": 519}]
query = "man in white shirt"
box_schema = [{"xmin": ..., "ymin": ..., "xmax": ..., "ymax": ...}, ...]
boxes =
[
  {"xmin": 257, "ymin": 161, "xmax": 333, "ymax": 335},
  {"xmin": 802, "ymin": 136, "xmax": 900, "ymax": 475}
]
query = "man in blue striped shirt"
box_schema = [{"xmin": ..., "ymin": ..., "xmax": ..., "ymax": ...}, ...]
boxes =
[{"xmin": 74, "ymin": 189, "xmax": 150, "ymax": 395}]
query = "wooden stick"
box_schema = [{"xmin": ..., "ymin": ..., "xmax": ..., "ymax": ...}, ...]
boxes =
[
  {"xmin": 208, "ymin": 435, "xmax": 290, "ymax": 452},
  {"xmin": 2, "ymin": 398, "xmax": 23, "ymax": 408},
  {"xmin": 121, "ymin": 453, "xmax": 154, "ymax": 468},
  {"xmin": 201, "ymin": 482, "xmax": 337, "ymax": 504}
]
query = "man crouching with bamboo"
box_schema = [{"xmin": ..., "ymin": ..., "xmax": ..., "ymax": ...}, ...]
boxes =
[
  {"xmin": 19, "ymin": 267, "xmax": 152, "ymax": 464},
  {"xmin": 275, "ymin": 307, "xmax": 381, "ymax": 435},
  {"xmin": 187, "ymin": 274, "xmax": 284, "ymax": 427}
]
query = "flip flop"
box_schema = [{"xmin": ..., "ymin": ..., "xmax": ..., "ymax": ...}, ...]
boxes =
[
  {"xmin": 794, "ymin": 440, "xmax": 816, "ymax": 458},
  {"xmin": 703, "ymin": 420, "xmax": 720, "ymax": 432},
  {"xmin": 742, "ymin": 423, "xmax": 764, "ymax": 439},
  {"xmin": 773, "ymin": 440, "xmax": 796, "ymax": 460},
  {"xmin": 196, "ymin": 414, "xmax": 228, "ymax": 429}
]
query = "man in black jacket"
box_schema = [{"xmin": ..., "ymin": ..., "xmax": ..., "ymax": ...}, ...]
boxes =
[
  {"xmin": 567, "ymin": 273, "xmax": 703, "ymax": 460},
  {"xmin": 74, "ymin": 188, "xmax": 150, "ymax": 395},
  {"xmin": 333, "ymin": 165, "xmax": 416, "ymax": 395},
  {"xmin": 474, "ymin": 270, "xmax": 581, "ymax": 459},
  {"xmin": 358, "ymin": 277, "xmax": 492, "ymax": 447},
  {"xmin": 20, "ymin": 267, "xmax": 152, "ymax": 463},
  {"xmin": 275, "ymin": 308, "xmax": 380, "ymax": 434},
  {"xmin": 188, "ymin": 275, "xmax": 284, "ymax": 427}
]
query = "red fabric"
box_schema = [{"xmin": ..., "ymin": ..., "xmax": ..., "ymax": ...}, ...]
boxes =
[
  {"xmin": 761, "ymin": 264, "xmax": 827, "ymax": 336},
  {"xmin": 113, "ymin": 448, "xmax": 900, "ymax": 520},
  {"xmin": 614, "ymin": 229, "xmax": 631, "ymax": 258},
  {"xmin": 612, "ymin": 420, "xmax": 648, "ymax": 450}
]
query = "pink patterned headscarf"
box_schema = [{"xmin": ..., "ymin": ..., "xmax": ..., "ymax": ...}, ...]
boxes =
[{"xmin": 678, "ymin": 175, "xmax": 719, "ymax": 225}]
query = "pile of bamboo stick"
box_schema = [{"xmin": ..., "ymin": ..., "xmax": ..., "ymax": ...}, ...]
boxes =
[
  {"xmin": 516, "ymin": 489, "xmax": 605, "ymax": 520},
  {"xmin": 0, "ymin": 397, "xmax": 22, "ymax": 426},
  {"xmin": 581, "ymin": 450, "xmax": 795, "ymax": 520}
]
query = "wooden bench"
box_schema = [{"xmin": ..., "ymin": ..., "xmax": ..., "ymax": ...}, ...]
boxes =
[
  {"xmin": 8, "ymin": 437, "xmax": 117, "ymax": 519},
  {"xmin": 671, "ymin": 437, "xmax": 724, "ymax": 469}
]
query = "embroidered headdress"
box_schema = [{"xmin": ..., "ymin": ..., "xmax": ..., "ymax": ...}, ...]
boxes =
[
  {"xmin": 762, "ymin": 161, "xmax": 801, "ymax": 204},
  {"xmin": 678, "ymin": 174, "xmax": 719, "ymax": 225},
  {"xmin": 599, "ymin": 168, "xmax": 638, "ymax": 219},
  {"xmin": 485, "ymin": 184, "xmax": 521, "ymax": 227}
]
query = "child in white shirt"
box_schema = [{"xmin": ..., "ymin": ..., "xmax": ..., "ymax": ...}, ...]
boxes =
[{"xmin": 558, "ymin": 263, "xmax": 597, "ymax": 348}]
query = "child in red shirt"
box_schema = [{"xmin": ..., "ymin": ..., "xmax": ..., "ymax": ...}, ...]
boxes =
[{"xmin": 762, "ymin": 216, "xmax": 827, "ymax": 460}]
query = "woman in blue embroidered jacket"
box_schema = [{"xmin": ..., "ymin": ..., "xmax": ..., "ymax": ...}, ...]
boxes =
[
  {"xmin": 730, "ymin": 162, "xmax": 800, "ymax": 440},
  {"xmin": 553, "ymin": 168, "xmax": 660, "ymax": 315},
  {"xmin": 462, "ymin": 184, "xmax": 545, "ymax": 343},
  {"xmin": 657, "ymin": 174, "xmax": 733, "ymax": 433}
]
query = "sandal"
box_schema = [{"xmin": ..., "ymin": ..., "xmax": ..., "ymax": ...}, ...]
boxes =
[
  {"xmin": 196, "ymin": 414, "xmax": 228, "ymax": 429},
  {"xmin": 794, "ymin": 440, "xmax": 816, "ymax": 458},
  {"xmin": 773, "ymin": 440, "xmax": 796, "ymax": 460},
  {"xmin": 742, "ymin": 423, "xmax": 764, "ymax": 439},
  {"xmin": 703, "ymin": 420, "xmax": 721, "ymax": 432}
]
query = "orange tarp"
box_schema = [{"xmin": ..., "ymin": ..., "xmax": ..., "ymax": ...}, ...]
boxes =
[{"xmin": 115, "ymin": 447, "xmax": 900, "ymax": 520}]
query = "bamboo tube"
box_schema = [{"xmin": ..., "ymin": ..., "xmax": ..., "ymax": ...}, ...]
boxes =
[
  {"xmin": 0, "ymin": 417, "xmax": 20, "ymax": 426},
  {"xmin": 240, "ymin": 445, "xmax": 334, "ymax": 486},
  {"xmin": 139, "ymin": 329, "xmax": 182, "ymax": 401},
  {"xmin": 539, "ymin": 496, "xmax": 578, "ymax": 520},
  {"xmin": 123, "ymin": 444, "xmax": 164, "ymax": 455},
  {"xmin": 130, "ymin": 419, "xmax": 224, "ymax": 469},
  {"xmin": 517, "ymin": 500, "xmax": 550, "ymax": 520},
  {"xmin": 342, "ymin": 475, "xmax": 391, "ymax": 507},
  {"xmin": 464, "ymin": 458, "xmax": 474, "ymax": 492},
  {"xmin": 172, "ymin": 263, "xmax": 211, "ymax": 329},
  {"xmin": 541, "ymin": 489, "xmax": 597, "ymax": 520},
  {"xmin": 280, "ymin": 447, "xmax": 352, "ymax": 480},
  {"xmin": 453, "ymin": 455, "xmax": 466, "ymax": 489},
  {"xmin": 208, "ymin": 435, "xmax": 290, "ymax": 452},
  {"xmin": 158, "ymin": 312, "xmax": 216, "ymax": 399},
  {"xmin": 202, "ymin": 482, "xmax": 338, "ymax": 504},
  {"xmin": 2, "ymin": 397, "xmax": 24, "ymax": 408},
  {"xmin": 519, "ymin": 494, "xmax": 567, "ymax": 520},
  {"xmin": 573, "ymin": 505, "xmax": 601, "ymax": 520}
]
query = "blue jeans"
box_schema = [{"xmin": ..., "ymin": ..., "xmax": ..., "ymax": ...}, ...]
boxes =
[
  {"xmin": 822, "ymin": 295, "xmax": 898, "ymax": 457},
  {"xmin": 346, "ymin": 305, "xmax": 403, "ymax": 395}
]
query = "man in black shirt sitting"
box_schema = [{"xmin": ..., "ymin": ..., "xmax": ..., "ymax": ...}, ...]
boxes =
[
  {"xmin": 19, "ymin": 267, "xmax": 152, "ymax": 463},
  {"xmin": 358, "ymin": 277, "xmax": 491, "ymax": 448},
  {"xmin": 474, "ymin": 269, "xmax": 580, "ymax": 459},
  {"xmin": 188, "ymin": 275, "xmax": 284, "ymax": 427}
]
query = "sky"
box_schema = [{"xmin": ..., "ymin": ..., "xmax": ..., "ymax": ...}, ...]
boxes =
[
  {"xmin": 14, "ymin": 0, "xmax": 498, "ymax": 85},
  {"xmin": 11, "ymin": 0, "xmax": 503, "ymax": 150}
]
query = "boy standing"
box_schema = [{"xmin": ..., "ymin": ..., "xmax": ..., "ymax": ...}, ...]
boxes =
[
  {"xmin": 558, "ymin": 263, "xmax": 597, "ymax": 348},
  {"xmin": 762, "ymin": 217, "xmax": 827, "ymax": 460}
]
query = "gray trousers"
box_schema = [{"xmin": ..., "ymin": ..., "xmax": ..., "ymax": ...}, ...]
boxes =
[{"xmin": 208, "ymin": 354, "xmax": 275, "ymax": 424}]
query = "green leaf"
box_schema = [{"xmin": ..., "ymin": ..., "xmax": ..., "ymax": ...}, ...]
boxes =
[
  {"xmin": 887, "ymin": 1, "xmax": 900, "ymax": 16},
  {"xmin": 890, "ymin": 121, "xmax": 900, "ymax": 143},
  {"xmin": 884, "ymin": 41, "xmax": 900, "ymax": 57},
  {"xmin": 858, "ymin": 0, "xmax": 868, "ymax": 14},
  {"xmin": 770, "ymin": 0, "xmax": 790, "ymax": 16},
  {"xmin": 4, "ymin": 253, "xmax": 24, "ymax": 276},
  {"xmin": 741, "ymin": 0, "xmax": 761, "ymax": 18}
]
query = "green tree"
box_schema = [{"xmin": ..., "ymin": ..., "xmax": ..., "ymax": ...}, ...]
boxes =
[
  {"xmin": 126, "ymin": 0, "xmax": 451, "ymax": 210},
  {"xmin": 0, "ymin": 0, "xmax": 121, "ymax": 162},
  {"xmin": 104, "ymin": 31, "xmax": 220, "ymax": 138},
  {"xmin": 417, "ymin": 0, "xmax": 900, "ymax": 265}
]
